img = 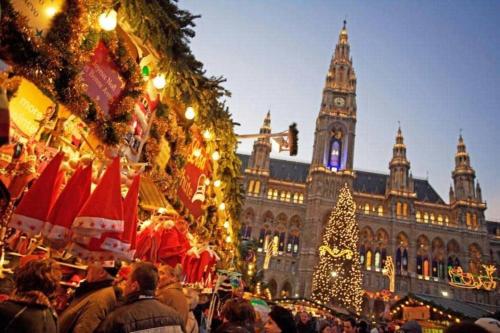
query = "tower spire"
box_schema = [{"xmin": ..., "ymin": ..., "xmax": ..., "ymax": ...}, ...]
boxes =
[
  {"xmin": 452, "ymin": 134, "xmax": 477, "ymax": 201},
  {"xmin": 388, "ymin": 125, "xmax": 413, "ymax": 193}
]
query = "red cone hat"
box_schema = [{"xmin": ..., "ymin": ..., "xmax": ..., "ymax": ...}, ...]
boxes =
[
  {"xmin": 73, "ymin": 157, "xmax": 123, "ymax": 237},
  {"xmin": 9, "ymin": 152, "xmax": 64, "ymax": 236},
  {"xmin": 44, "ymin": 164, "xmax": 92, "ymax": 247}
]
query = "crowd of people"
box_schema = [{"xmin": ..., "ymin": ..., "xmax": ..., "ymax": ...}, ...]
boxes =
[{"xmin": 0, "ymin": 257, "xmax": 498, "ymax": 333}]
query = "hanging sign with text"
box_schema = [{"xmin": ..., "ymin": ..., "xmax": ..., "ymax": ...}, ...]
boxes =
[
  {"xmin": 11, "ymin": 0, "xmax": 65, "ymax": 37},
  {"xmin": 177, "ymin": 128, "xmax": 212, "ymax": 218},
  {"xmin": 82, "ymin": 42, "xmax": 124, "ymax": 116}
]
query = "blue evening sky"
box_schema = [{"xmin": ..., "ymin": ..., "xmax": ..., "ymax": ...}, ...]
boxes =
[{"xmin": 181, "ymin": 1, "xmax": 500, "ymax": 220}]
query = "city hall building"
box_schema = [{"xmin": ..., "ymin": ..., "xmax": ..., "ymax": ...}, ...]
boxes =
[{"xmin": 238, "ymin": 23, "xmax": 500, "ymax": 313}]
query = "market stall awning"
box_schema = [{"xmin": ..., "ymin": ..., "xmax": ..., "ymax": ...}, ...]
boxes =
[
  {"xmin": 392, "ymin": 293, "xmax": 493, "ymax": 321},
  {"xmin": 139, "ymin": 175, "xmax": 170, "ymax": 211}
]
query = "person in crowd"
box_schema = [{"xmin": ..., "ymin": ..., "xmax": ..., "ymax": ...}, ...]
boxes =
[
  {"xmin": 342, "ymin": 317, "xmax": 357, "ymax": 333},
  {"xmin": 184, "ymin": 287, "xmax": 200, "ymax": 333},
  {"xmin": 296, "ymin": 311, "xmax": 316, "ymax": 333},
  {"xmin": 475, "ymin": 317, "xmax": 500, "ymax": 333},
  {"xmin": 445, "ymin": 322, "xmax": 490, "ymax": 333},
  {"xmin": 158, "ymin": 263, "xmax": 190, "ymax": 325},
  {"xmin": 59, "ymin": 262, "xmax": 122, "ymax": 333},
  {"xmin": 357, "ymin": 320, "xmax": 370, "ymax": 333},
  {"xmin": 399, "ymin": 320, "xmax": 422, "ymax": 333},
  {"xmin": 0, "ymin": 276, "xmax": 14, "ymax": 302},
  {"xmin": 215, "ymin": 297, "xmax": 256, "ymax": 333},
  {"xmin": 96, "ymin": 261, "xmax": 184, "ymax": 333},
  {"xmin": 264, "ymin": 305, "xmax": 297, "ymax": 333},
  {"xmin": 0, "ymin": 258, "xmax": 61, "ymax": 333},
  {"xmin": 319, "ymin": 321, "xmax": 333, "ymax": 333}
]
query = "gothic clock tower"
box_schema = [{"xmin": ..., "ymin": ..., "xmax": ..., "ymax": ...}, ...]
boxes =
[{"xmin": 298, "ymin": 21, "xmax": 358, "ymax": 296}]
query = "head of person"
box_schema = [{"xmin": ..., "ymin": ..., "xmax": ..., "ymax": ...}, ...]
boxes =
[
  {"xmin": 357, "ymin": 320, "xmax": 369, "ymax": 333},
  {"xmin": 158, "ymin": 263, "xmax": 182, "ymax": 288},
  {"xmin": 319, "ymin": 322, "xmax": 333, "ymax": 333},
  {"xmin": 342, "ymin": 317, "xmax": 357, "ymax": 333},
  {"xmin": 221, "ymin": 298, "xmax": 256, "ymax": 325},
  {"xmin": 475, "ymin": 318, "xmax": 500, "ymax": 333},
  {"xmin": 399, "ymin": 320, "xmax": 422, "ymax": 333},
  {"xmin": 445, "ymin": 322, "xmax": 490, "ymax": 333},
  {"xmin": 183, "ymin": 287, "xmax": 199, "ymax": 310},
  {"xmin": 86, "ymin": 261, "xmax": 120, "ymax": 283},
  {"xmin": 14, "ymin": 258, "xmax": 61, "ymax": 297},
  {"xmin": 299, "ymin": 311, "xmax": 310, "ymax": 324},
  {"xmin": 124, "ymin": 262, "xmax": 158, "ymax": 296},
  {"xmin": 265, "ymin": 305, "xmax": 297, "ymax": 333}
]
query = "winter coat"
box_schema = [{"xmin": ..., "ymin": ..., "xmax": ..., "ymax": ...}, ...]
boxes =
[
  {"xmin": 157, "ymin": 281, "xmax": 189, "ymax": 324},
  {"xmin": 186, "ymin": 311, "xmax": 199, "ymax": 333},
  {"xmin": 59, "ymin": 279, "xmax": 120, "ymax": 333},
  {"xmin": 214, "ymin": 321, "xmax": 254, "ymax": 333},
  {"xmin": 96, "ymin": 290, "xmax": 185, "ymax": 333},
  {"xmin": 0, "ymin": 290, "xmax": 58, "ymax": 333},
  {"xmin": 297, "ymin": 320, "xmax": 317, "ymax": 333}
]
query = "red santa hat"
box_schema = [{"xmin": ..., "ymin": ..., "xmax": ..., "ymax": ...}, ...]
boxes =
[
  {"xmin": 9, "ymin": 152, "xmax": 64, "ymax": 237},
  {"xmin": 101, "ymin": 175, "xmax": 140, "ymax": 260},
  {"xmin": 43, "ymin": 164, "xmax": 92, "ymax": 248},
  {"xmin": 73, "ymin": 157, "xmax": 124, "ymax": 237}
]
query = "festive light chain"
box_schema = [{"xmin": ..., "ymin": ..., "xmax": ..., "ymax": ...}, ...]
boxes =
[
  {"xmin": 319, "ymin": 245, "xmax": 353, "ymax": 259},
  {"xmin": 382, "ymin": 256, "xmax": 395, "ymax": 292}
]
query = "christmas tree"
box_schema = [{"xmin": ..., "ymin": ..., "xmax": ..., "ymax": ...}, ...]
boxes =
[{"xmin": 311, "ymin": 183, "xmax": 363, "ymax": 314}]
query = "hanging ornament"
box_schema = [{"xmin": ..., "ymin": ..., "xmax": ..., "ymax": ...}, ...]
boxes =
[
  {"xmin": 152, "ymin": 74, "xmax": 166, "ymax": 89},
  {"xmin": 211, "ymin": 151, "xmax": 220, "ymax": 161},
  {"xmin": 185, "ymin": 106, "xmax": 195, "ymax": 120},
  {"xmin": 141, "ymin": 66, "xmax": 150, "ymax": 77},
  {"xmin": 98, "ymin": 10, "xmax": 118, "ymax": 31},
  {"xmin": 203, "ymin": 130, "xmax": 212, "ymax": 141}
]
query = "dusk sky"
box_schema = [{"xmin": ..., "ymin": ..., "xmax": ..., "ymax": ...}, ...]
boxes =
[{"xmin": 182, "ymin": 1, "xmax": 500, "ymax": 220}]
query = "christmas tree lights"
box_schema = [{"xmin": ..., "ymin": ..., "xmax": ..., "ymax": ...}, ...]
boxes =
[{"xmin": 311, "ymin": 183, "xmax": 363, "ymax": 314}]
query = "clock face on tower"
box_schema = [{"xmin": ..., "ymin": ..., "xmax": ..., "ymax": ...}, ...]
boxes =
[{"xmin": 334, "ymin": 97, "xmax": 345, "ymax": 107}]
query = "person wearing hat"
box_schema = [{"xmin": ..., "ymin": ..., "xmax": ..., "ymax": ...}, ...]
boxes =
[
  {"xmin": 59, "ymin": 262, "xmax": 122, "ymax": 333},
  {"xmin": 265, "ymin": 305, "xmax": 297, "ymax": 333}
]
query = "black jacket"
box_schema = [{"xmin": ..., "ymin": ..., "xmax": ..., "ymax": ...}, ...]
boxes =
[
  {"xmin": 0, "ymin": 290, "xmax": 58, "ymax": 333},
  {"xmin": 96, "ymin": 290, "xmax": 185, "ymax": 333}
]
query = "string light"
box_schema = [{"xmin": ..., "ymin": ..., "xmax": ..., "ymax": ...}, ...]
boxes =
[
  {"xmin": 311, "ymin": 184, "xmax": 362, "ymax": 314},
  {"xmin": 218, "ymin": 203, "xmax": 226, "ymax": 211},
  {"xmin": 214, "ymin": 179, "xmax": 222, "ymax": 188},
  {"xmin": 98, "ymin": 9, "xmax": 118, "ymax": 31},
  {"xmin": 225, "ymin": 235, "xmax": 232, "ymax": 243},
  {"xmin": 212, "ymin": 151, "xmax": 220, "ymax": 161},
  {"xmin": 152, "ymin": 74, "xmax": 166, "ymax": 89},
  {"xmin": 185, "ymin": 106, "xmax": 195, "ymax": 120},
  {"xmin": 223, "ymin": 220, "xmax": 230, "ymax": 229},
  {"xmin": 204, "ymin": 178, "xmax": 210, "ymax": 186},
  {"xmin": 45, "ymin": 6, "xmax": 58, "ymax": 17},
  {"xmin": 203, "ymin": 130, "xmax": 212, "ymax": 140}
]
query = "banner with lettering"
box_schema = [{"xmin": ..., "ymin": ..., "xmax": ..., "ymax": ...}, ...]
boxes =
[
  {"xmin": 403, "ymin": 306, "xmax": 430, "ymax": 321},
  {"xmin": 82, "ymin": 42, "xmax": 124, "ymax": 116},
  {"xmin": 11, "ymin": 0, "xmax": 65, "ymax": 37},
  {"xmin": 177, "ymin": 127, "xmax": 212, "ymax": 218}
]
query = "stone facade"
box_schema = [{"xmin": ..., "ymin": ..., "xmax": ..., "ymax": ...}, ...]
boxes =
[{"xmin": 238, "ymin": 22, "xmax": 500, "ymax": 312}]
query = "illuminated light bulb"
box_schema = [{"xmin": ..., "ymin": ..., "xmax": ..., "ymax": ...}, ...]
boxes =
[
  {"xmin": 157, "ymin": 207, "xmax": 167, "ymax": 214},
  {"xmin": 330, "ymin": 271, "xmax": 338, "ymax": 278},
  {"xmin": 152, "ymin": 74, "xmax": 166, "ymax": 89},
  {"xmin": 185, "ymin": 106, "xmax": 195, "ymax": 120},
  {"xmin": 218, "ymin": 203, "xmax": 226, "ymax": 211},
  {"xmin": 211, "ymin": 151, "xmax": 220, "ymax": 161},
  {"xmin": 203, "ymin": 130, "xmax": 212, "ymax": 140},
  {"xmin": 214, "ymin": 179, "xmax": 222, "ymax": 188},
  {"xmin": 223, "ymin": 220, "xmax": 230, "ymax": 229},
  {"xmin": 45, "ymin": 6, "xmax": 58, "ymax": 17},
  {"xmin": 204, "ymin": 178, "xmax": 210, "ymax": 186},
  {"xmin": 193, "ymin": 149, "xmax": 201, "ymax": 157},
  {"xmin": 225, "ymin": 235, "xmax": 232, "ymax": 243},
  {"xmin": 98, "ymin": 9, "xmax": 117, "ymax": 31}
]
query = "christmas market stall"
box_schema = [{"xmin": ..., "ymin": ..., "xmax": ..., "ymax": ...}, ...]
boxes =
[
  {"xmin": 0, "ymin": 0, "xmax": 243, "ymax": 295},
  {"xmin": 390, "ymin": 293, "xmax": 494, "ymax": 333},
  {"xmin": 273, "ymin": 297, "xmax": 350, "ymax": 318}
]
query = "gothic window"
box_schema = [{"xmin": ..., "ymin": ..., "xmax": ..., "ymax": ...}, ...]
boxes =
[
  {"xmin": 396, "ymin": 202, "xmax": 402, "ymax": 216},
  {"xmin": 285, "ymin": 192, "xmax": 291, "ymax": 202},
  {"xmin": 272, "ymin": 233, "xmax": 279, "ymax": 256},
  {"xmin": 417, "ymin": 255, "xmax": 423, "ymax": 275},
  {"xmin": 273, "ymin": 189, "xmax": 278, "ymax": 200},
  {"xmin": 360, "ymin": 245, "xmax": 366, "ymax": 265},
  {"xmin": 293, "ymin": 193, "xmax": 298, "ymax": 203},
  {"xmin": 298, "ymin": 194, "xmax": 304, "ymax": 204},
  {"xmin": 424, "ymin": 212, "xmax": 429, "ymax": 223},
  {"xmin": 278, "ymin": 232, "xmax": 286, "ymax": 253},
  {"xmin": 403, "ymin": 203, "xmax": 408, "ymax": 217},
  {"xmin": 254, "ymin": 181, "xmax": 261, "ymax": 195},
  {"xmin": 258, "ymin": 229, "xmax": 266, "ymax": 250},
  {"xmin": 286, "ymin": 235, "xmax": 293, "ymax": 253},
  {"xmin": 292, "ymin": 236, "xmax": 300, "ymax": 256},
  {"xmin": 366, "ymin": 250, "xmax": 372, "ymax": 268},
  {"xmin": 430, "ymin": 213, "xmax": 435, "ymax": 224},
  {"xmin": 240, "ymin": 225, "xmax": 252, "ymax": 239},
  {"xmin": 437, "ymin": 215, "xmax": 443, "ymax": 224},
  {"xmin": 445, "ymin": 216, "xmax": 450, "ymax": 225},
  {"xmin": 328, "ymin": 137, "xmax": 342, "ymax": 171},
  {"xmin": 364, "ymin": 203, "xmax": 370, "ymax": 215},
  {"xmin": 466, "ymin": 212, "xmax": 472, "ymax": 227},
  {"xmin": 267, "ymin": 189, "xmax": 273, "ymax": 199},
  {"xmin": 416, "ymin": 211, "xmax": 422, "ymax": 222},
  {"xmin": 438, "ymin": 262, "xmax": 445, "ymax": 280},
  {"xmin": 247, "ymin": 180, "xmax": 255, "ymax": 195},
  {"xmin": 381, "ymin": 248, "xmax": 387, "ymax": 268},
  {"xmin": 423, "ymin": 259, "xmax": 430, "ymax": 277},
  {"xmin": 402, "ymin": 248, "xmax": 408, "ymax": 271},
  {"xmin": 472, "ymin": 214, "xmax": 478, "ymax": 229},
  {"xmin": 432, "ymin": 260, "xmax": 438, "ymax": 278},
  {"xmin": 396, "ymin": 248, "xmax": 402, "ymax": 273},
  {"xmin": 378, "ymin": 206, "xmax": 384, "ymax": 216},
  {"xmin": 280, "ymin": 191, "xmax": 286, "ymax": 201},
  {"xmin": 374, "ymin": 250, "xmax": 381, "ymax": 269}
]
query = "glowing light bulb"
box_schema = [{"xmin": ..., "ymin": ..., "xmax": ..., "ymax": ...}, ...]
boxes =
[
  {"xmin": 185, "ymin": 106, "xmax": 195, "ymax": 120},
  {"xmin": 203, "ymin": 130, "xmax": 212, "ymax": 140},
  {"xmin": 45, "ymin": 6, "xmax": 58, "ymax": 17},
  {"xmin": 152, "ymin": 74, "xmax": 166, "ymax": 89},
  {"xmin": 218, "ymin": 203, "xmax": 226, "ymax": 211},
  {"xmin": 204, "ymin": 178, "xmax": 210, "ymax": 186},
  {"xmin": 98, "ymin": 10, "xmax": 117, "ymax": 31},
  {"xmin": 211, "ymin": 151, "xmax": 220, "ymax": 161},
  {"xmin": 223, "ymin": 220, "xmax": 230, "ymax": 229},
  {"xmin": 214, "ymin": 179, "xmax": 222, "ymax": 188},
  {"xmin": 193, "ymin": 149, "xmax": 201, "ymax": 157},
  {"xmin": 330, "ymin": 271, "xmax": 338, "ymax": 278},
  {"xmin": 225, "ymin": 235, "xmax": 232, "ymax": 243}
]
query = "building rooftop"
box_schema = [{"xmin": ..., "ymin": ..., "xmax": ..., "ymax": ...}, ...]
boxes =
[{"xmin": 238, "ymin": 154, "xmax": 445, "ymax": 204}]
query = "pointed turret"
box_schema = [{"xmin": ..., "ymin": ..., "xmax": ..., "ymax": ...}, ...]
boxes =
[
  {"xmin": 248, "ymin": 112, "xmax": 272, "ymax": 172},
  {"xmin": 449, "ymin": 185, "xmax": 455, "ymax": 202},
  {"xmin": 452, "ymin": 134, "xmax": 477, "ymax": 201},
  {"xmin": 476, "ymin": 182, "xmax": 482, "ymax": 202},
  {"xmin": 388, "ymin": 126, "xmax": 412, "ymax": 192}
]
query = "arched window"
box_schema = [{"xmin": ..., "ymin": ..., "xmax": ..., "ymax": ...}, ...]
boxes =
[
  {"xmin": 402, "ymin": 248, "xmax": 408, "ymax": 272},
  {"xmin": 248, "ymin": 180, "xmax": 255, "ymax": 194},
  {"xmin": 366, "ymin": 250, "xmax": 372, "ymax": 268},
  {"xmin": 381, "ymin": 248, "xmax": 387, "ymax": 268},
  {"xmin": 273, "ymin": 189, "xmax": 278, "ymax": 200},
  {"xmin": 424, "ymin": 212, "xmax": 429, "ymax": 223},
  {"xmin": 445, "ymin": 216, "xmax": 450, "ymax": 225},
  {"xmin": 299, "ymin": 194, "xmax": 304, "ymax": 204},
  {"xmin": 285, "ymin": 192, "xmax": 291, "ymax": 202},
  {"xmin": 280, "ymin": 191, "xmax": 286, "ymax": 201},
  {"xmin": 378, "ymin": 206, "xmax": 384, "ymax": 216},
  {"xmin": 278, "ymin": 232, "xmax": 286, "ymax": 253},
  {"xmin": 437, "ymin": 215, "xmax": 443, "ymax": 224},
  {"xmin": 466, "ymin": 212, "xmax": 472, "ymax": 227},
  {"xmin": 403, "ymin": 203, "xmax": 408, "ymax": 216},
  {"xmin": 286, "ymin": 234, "xmax": 293, "ymax": 253},
  {"xmin": 472, "ymin": 214, "xmax": 478, "ymax": 228},
  {"xmin": 241, "ymin": 225, "xmax": 252, "ymax": 239},
  {"xmin": 438, "ymin": 261, "xmax": 445, "ymax": 280},
  {"xmin": 430, "ymin": 214, "xmax": 435, "ymax": 224},
  {"xmin": 374, "ymin": 250, "xmax": 381, "ymax": 269},
  {"xmin": 258, "ymin": 229, "xmax": 266, "ymax": 250},
  {"xmin": 254, "ymin": 181, "xmax": 261, "ymax": 195},
  {"xmin": 396, "ymin": 202, "xmax": 402, "ymax": 216},
  {"xmin": 364, "ymin": 203, "xmax": 370, "ymax": 215},
  {"xmin": 292, "ymin": 236, "xmax": 300, "ymax": 256},
  {"xmin": 432, "ymin": 260, "xmax": 438, "ymax": 278},
  {"xmin": 267, "ymin": 189, "xmax": 273, "ymax": 199},
  {"xmin": 416, "ymin": 211, "xmax": 422, "ymax": 222},
  {"xmin": 417, "ymin": 255, "xmax": 423, "ymax": 275},
  {"xmin": 328, "ymin": 138, "xmax": 342, "ymax": 171},
  {"xmin": 360, "ymin": 246, "xmax": 366, "ymax": 265},
  {"xmin": 396, "ymin": 248, "xmax": 402, "ymax": 273},
  {"xmin": 293, "ymin": 193, "xmax": 298, "ymax": 203},
  {"xmin": 423, "ymin": 259, "xmax": 430, "ymax": 277}
]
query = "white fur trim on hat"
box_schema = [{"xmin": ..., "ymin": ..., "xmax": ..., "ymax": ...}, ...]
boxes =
[{"xmin": 9, "ymin": 214, "xmax": 45, "ymax": 237}]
